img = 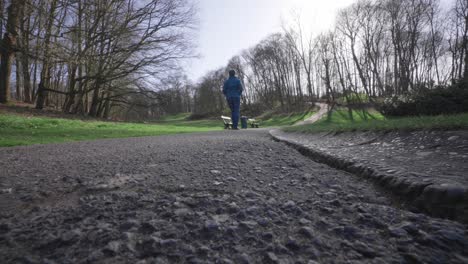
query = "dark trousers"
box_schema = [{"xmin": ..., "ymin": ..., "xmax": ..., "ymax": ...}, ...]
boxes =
[{"xmin": 226, "ymin": 96, "xmax": 240, "ymax": 129}]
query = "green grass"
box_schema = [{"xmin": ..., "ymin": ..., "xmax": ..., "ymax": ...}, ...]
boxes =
[
  {"xmin": 284, "ymin": 109, "xmax": 468, "ymax": 133},
  {"xmin": 157, "ymin": 113, "xmax": 221, "ymax": 128},
  {"xmin": 259, "ymin": 111, "xmax": 316, "ymax": 127},
  {"xmin": 0, "ymin": 113, "xmax": 222, "ymax": 147}
]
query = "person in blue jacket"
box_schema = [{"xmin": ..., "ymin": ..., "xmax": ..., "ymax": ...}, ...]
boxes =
[{"xmin": 223, "ymin": 70, "xmax": 243, "ymax": 130}]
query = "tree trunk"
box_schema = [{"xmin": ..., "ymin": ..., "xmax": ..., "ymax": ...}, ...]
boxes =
[
  {"xmin": 464, "ymin": 13, "xmax": 468, "ymax": 82},
  {"xmin": 0, "ymin": 0, "xmax": 4, "ymax": 40},
  {"xmin": 88, "ymin": 81, "xmax": 102, "ymax": 117},
  {"xmin": 103, "ymin": 96, "xmax": 111, "ymax": 119},
  {"xmin": 36, "ymin": 0, "xmax": 58, "ymax": 109},
  {"xmin": 15, "ymin": 56, "xmax": 22, "ymax": 100},
  {"xmin": 63, "ymin": 65, "xmax": 77, "ymax": 112},
  {"xmin": 20, "ymin": 5, "xmax": 32, "ymax": 103},
  {"xmin": 0, "ymin": 0, "xmax": 25, "ymax": 103}
]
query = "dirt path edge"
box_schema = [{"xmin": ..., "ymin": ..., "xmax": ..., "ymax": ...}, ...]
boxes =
[
  {"xmin": 293, "ymin": 103, "xmax": 329, "ymax": 126},
  {"xmin": 269, "ymin": 129, "xmax": 468, "ymax": 224}
]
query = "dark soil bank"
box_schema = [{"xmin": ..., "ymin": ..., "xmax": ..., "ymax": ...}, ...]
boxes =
[{"xmin": 1, "ymin": 130, "xmax": 467, "ymax": 263}]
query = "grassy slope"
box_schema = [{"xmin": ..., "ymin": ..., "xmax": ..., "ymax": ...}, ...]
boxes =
[
  {"xmin": 259, "ymin": 111, "xmax": 316, "ymax": 127},
  {"xmin": 0, "ymin": 113, "xmax": 221, "ymax": 147},
  {"xmin": 284, "ymin": 109, "xmax": 468, "ymax": 133},
  {"xmin": 0, "ymin": 107, "xmax": 324, "ymax": 147}
]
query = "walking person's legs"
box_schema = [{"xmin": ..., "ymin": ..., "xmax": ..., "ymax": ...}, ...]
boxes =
[
  {"xmin": 231, "ymin": 97, "xmax": 240, "ymax": 129},
  {"xmin": 227, "ymin": 97, "xmax": 240, "ymax": 129}
]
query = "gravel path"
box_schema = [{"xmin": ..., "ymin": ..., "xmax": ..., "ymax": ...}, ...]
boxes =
[
  {"xmin": 1, "ymin": 130, "xmax": 467, "ymax": 263},
  {"xmin": 293, "ymin": 103, "xmax": 329, "ymax": 126}
]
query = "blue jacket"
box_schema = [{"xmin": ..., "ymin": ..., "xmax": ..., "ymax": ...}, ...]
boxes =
[{"xmin": 223, "ymin": 76, "xmax": 243, "ymax": 98}]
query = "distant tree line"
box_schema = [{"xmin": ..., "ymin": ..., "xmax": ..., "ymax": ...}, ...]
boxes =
[
  {"xmin": 193, "ymin": 0, "xmax": 468, "ymax": 117},
  {"xmin": 0, "ymin": 0, "xmax": 196, "ymax": 120}
]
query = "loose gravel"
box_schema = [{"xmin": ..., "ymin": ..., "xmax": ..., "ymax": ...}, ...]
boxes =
[{"xmin": 0, "ymin": 130, "xmax": 467, "ymax": 263}]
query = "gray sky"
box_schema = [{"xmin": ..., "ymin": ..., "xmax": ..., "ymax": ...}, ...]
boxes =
[
  {"xmin": 187, "ymin": 0, "xmax": 454, "ymax": 82},
  {"xmin": 186, "ymin": 0, "xmax": 356, "ymax": 82}
]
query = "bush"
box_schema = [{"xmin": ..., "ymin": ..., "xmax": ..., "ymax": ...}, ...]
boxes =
[
  {"xmin": 188, "ymin": 112, "xmax": 217, "ymax": 120},
  {"xmin": 378, "ymin": 82, "xmax": 468, "ymax": 116},
  {"xmin": 241, "ymin": 102, "xmax": 267, "ymax": 118}
]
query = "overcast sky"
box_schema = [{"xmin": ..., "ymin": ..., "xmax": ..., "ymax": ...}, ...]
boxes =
[{"xmin": 186, "ymin": 0, "xmax": 453, "ymax": 82}]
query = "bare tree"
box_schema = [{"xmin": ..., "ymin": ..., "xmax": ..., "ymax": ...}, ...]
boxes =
[
  {"xmin": 35, "ymin": 0, "xmax": 57, "ymax": 109},
  {"xmin": 283, "ymin": 13, "xmax": 316, "ymax": 98},
  {"xmin": 456, "ymin": 0, "xmax": 468, "ymax": 81},
  {"xmin": 0, "ymin": 0, "xmax": 26, "ymax": 103}
]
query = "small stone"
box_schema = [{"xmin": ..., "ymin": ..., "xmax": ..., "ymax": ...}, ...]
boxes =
[
  {"xmin": 160, "ymin": 239, "xmax": 178, "ymax": 249},
  {"xmin": 187, "ymin": 257, "xmax": 205, "ymax": 264},
  {"xmin": 87, "ymin": 250, "xmax": 104, "ymax": 261},
  {"xmin": 302, "ymin": 173, "xmax": 313, "ymax": 181},
  {"xmin": 298, "ymin": 227, "xmax": 314, "ymax": 238},
  {"xmin": 353, "ymin": 242, "xmax": 379, "ymax": 258},
  {"xmin": 197, "ymin": 245, "xmax": 211, "ymax": 255},
  {"xmin": 440, "ymin": 184, "xmax": 466, "ymax": 202},
  {"xmin": 173, "ymin": 201, "xmax": 185, "ymax": 208},
  {"xmin": 210, "ymin": 170, "xmax": 221, "ymax": 175},
  {"xmin": 262, "ymin": 232, "xmax": 274, "ymax": 242},
  {"xmin": 213, "ymin": 181, "xmax": 223, "ymax": 186},
  {"xmin": 299, "ymin": 218, "xmax": 311, "ymax": 225},
  {"xmin": 240, "ymin": 220, "xmax": 258, "ymax": 229},
  {"xmin": 257, "ymin": 218, "xmax": 269, "ymax": 227},
  {"xmin": 120, "ymin": 219, "xmax": 139, "ymax": 231},
  {"xmin": 245, "ymin": 206, "xmax": 260, "ymax": 214},
  {"xmin": 136, "ymin": 237, "xmax": 161, "ymax": 257},
  {"xmin": 388, "ymin": 226, "xmax": 408, "ymax": 237},
  {"xmin": 204, "ymin": 220, "xmax": 220, "ymax": 232},
  {"xmin": 0, "ymin": 223, "xmax": 10, "ymax": 234},
  {"xmin": 0, "ymin": 188, "xmax": 12, "ymax": 194},
  {"xmin": 448, "ymin": 136, "xmax": 459, "ymax": 141},
  {"xmin": 416, "ymin": 151, "xmax": 432, "ymax": 157},
  {"xmin": 228, "ymin": 202, "xmax": 240, "ymax": 213},
  {"xmin": 435, "ymin": 229, "xmax": 467, "ymax": 245},
  {"xmin": 139, "ymin": 222, "xmax": 157, "ymax": 234},
  {"xmin": 399, "ymin": 222, "xmax": 418, "ymax": 234},
  {"xmin": 122, "ymin": 232, "xmax": 138, "ymax": 252},
  {"xmin": 285, "ymin": 238, "xmax": 301, "ymax": 251},
  {"xmin": 87, "ymin": 183, "xmax": 111, "ymax": 191},
  {"xmin": 60, "ymin": 230, "xmax": 79, "ymax": 243},
  {"xmin": 284, "ymin": 200, "xmax": 296, "ymax": 207},
  {"xmin": 174, "ymin": 208, "xmax": 192, "ymax": 217},
  {"xmin": 329, "ymin": 199, "xmax": 341, "ymax": 206},
  {"xmin": 244, "ymin": 191, "xmax": 260, "ymax": 198},
  {"xmin": 343, "ymin": 226, "xmax": 360, "ymax": 239},
  {"xmin": 235, "ymin": 253, "xmax": 253, "ymax": 264},
  {"xmin": 218, "ymin": 258, "xmax": 234, "ymax": 264},
  {"xmin": 212, "ymin": 214, "xmax": 230, "ymax": 223},
  {"xmin": 265, "ymin": 252, "xmax": 279, "ymax": 263},
  {"xmin": 236, "ymin": 210, "xmax": 247, "ymax": 220},
  {"xmin": 104, "ymin": 240, "xmax": 122, "ymax": 255}
]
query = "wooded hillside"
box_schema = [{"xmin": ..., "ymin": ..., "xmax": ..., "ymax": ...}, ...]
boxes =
[{"xmin": 0, "ymin": 0, "xmax": 196, "ymax": 120}]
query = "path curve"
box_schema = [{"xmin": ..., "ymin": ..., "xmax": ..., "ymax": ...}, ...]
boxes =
[{"xmin": 294, "ymin": 102, "xmax": 329, "ymax": 126}]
